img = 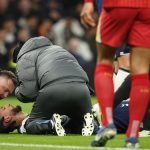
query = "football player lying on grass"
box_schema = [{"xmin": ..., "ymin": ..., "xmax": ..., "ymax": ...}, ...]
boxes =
[
  {"xmin": 0, "ymin": 104, "xmax": 99, "ymax": 135},
  {"xmin": 0, "ymin": 102, "xmax": 149, "ymax": 137}
]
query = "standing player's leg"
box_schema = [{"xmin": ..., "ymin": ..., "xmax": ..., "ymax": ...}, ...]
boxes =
[
  {"xmin": 95, "ymin": 43, "xmax": 116, "ymax": 127},
  {"xmin": 124, "ymin": 8, "xmax": 150, "ymax": 147},
  {"xmin": 91, "ymin": 43, "xmax": 117, "ymax": 147},
  {"xmin": 125, "ymin": 47, "xmax": 150, "ymax": 147},
  {"xmin": 95, "ymin": 18, "xmax": 116, "ymax": 128}
]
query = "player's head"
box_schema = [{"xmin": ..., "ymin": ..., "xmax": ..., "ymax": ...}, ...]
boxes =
[
  {"xmin": 0, "ymin": 70, "xmax": 17, "ymax": 100},
  {"xmin": 0, "ymin": 104, "xmax": 22, "ymax": 133}
]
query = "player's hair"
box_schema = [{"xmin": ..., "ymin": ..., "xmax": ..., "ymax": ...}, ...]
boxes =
[
  {"xmin": 0, "ymin": 70, "xmax": 17, "ymax": 87},
  {"xmin": 11, "ymin": 105, "xmax": 22, "ymax": 115}
]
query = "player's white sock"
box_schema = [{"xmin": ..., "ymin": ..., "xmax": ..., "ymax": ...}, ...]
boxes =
[{"xmin": 114, "ymin": 68, "xmax": 130, "ymax": 92}]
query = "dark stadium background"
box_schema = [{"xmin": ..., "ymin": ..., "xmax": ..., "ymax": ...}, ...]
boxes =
[{"xmin": 0, "ymin": 0, "xmax": 99, "ymax": 88}]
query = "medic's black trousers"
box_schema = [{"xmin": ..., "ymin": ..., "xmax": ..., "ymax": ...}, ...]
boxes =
[{"xmin": 25, "ymin": 82, "xmax": 93, "ymax": 134}]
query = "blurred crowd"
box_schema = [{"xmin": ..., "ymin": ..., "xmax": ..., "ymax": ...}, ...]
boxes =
[{"xmin": 0, "ymin": 0, "xmax": 98, "ymax": 87}]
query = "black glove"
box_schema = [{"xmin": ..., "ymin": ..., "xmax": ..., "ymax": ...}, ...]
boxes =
[{"xmin": 0, "ymin": 117, "xmax": 16, "ymax": 133}]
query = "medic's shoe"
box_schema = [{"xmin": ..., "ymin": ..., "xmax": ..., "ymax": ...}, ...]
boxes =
[
  {"xmin": 82, "ymin": 113, "xmax": 94, "ymax": 136},
  {"xmin": 125, "ymin": 137, "xmax": 140, "ymax": 148},
  {"xmin": 52, "ymin": 113, "xmax": 66, "ymax": 136},
  {"xmin": 91, "ymin": 123, "xmax": 117, "ymax": 147}
]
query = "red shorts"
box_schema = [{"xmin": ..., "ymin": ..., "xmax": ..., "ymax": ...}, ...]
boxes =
[{"xmin": 97, "ymin": 8, "xmax": 150, "ymax": 48}]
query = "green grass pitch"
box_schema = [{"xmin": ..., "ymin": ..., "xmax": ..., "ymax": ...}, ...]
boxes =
[{"xmin": 0, "ymin": 97, "xmax": 150, "ymax": 150}]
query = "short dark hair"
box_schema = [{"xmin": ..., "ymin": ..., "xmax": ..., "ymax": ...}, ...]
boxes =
[
  {"xmin": 12, "ymin": 105, "xmax": 22, "ymax": 115},
  {"xmin": 0, "ymin": 70, "xmax": 17, "ymax": 87}
]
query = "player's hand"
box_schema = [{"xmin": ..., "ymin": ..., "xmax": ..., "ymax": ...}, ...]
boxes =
[{"xmin": 80, "ymin": 3, "xmax": 96, "ymax": 28}]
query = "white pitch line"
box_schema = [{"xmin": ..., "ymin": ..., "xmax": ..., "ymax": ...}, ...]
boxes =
[{"xmin": 0, "ymin": 143, "xmax": 149, "ymax": 150}]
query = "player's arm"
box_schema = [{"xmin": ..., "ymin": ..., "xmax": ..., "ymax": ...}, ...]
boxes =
[{"xmin": 80, "ymin": 0, "xmax": 96, "ymax": 28}]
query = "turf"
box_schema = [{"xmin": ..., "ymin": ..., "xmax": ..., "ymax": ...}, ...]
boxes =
[{"xmin": 0, "ymin": 97, "xmax": 150, "ymax": 150}]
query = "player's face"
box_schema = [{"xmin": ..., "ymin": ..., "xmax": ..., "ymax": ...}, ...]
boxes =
[
  {"xmin": 0, "ymin": 77, "xmax": 15, "ymax": 100},
  {"xmin": 0, "ymin": 104, "xmax": 16, "ymax": 117}
]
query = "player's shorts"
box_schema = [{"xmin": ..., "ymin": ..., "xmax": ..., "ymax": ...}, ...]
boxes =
[{"xmin": 96, "ymin": 8, "xmax": 150, "ymax": 48}]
